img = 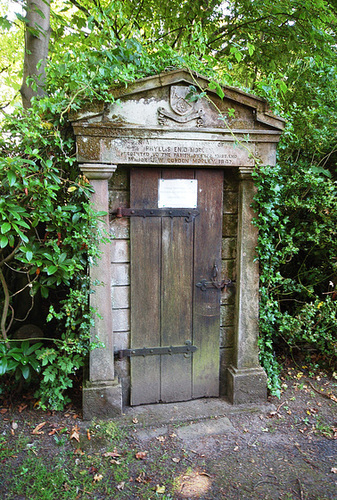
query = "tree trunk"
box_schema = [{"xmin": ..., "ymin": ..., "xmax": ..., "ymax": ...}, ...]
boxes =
[{"xmin": 20, "ymin": 0, "xmax": 51, "ymax": 109}]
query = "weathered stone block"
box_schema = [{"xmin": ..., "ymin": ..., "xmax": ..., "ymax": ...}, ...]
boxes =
[
  {"xmin": 222, "ymin": 259, "xmax": 236, "ymax": 282},
  {"xmin": 220, "ymin": 347, "xmax": 234, "ymax": 367},
  {"xmin": 111, "ymin": 240, "xmax": 130, "ymax": 263},
  {"xmin": 220, "ymin": 304, "xmax": 235, "ymax": 326},
  {"xmin": 110, "ymin": 218, "xmax": 130, "ymax": 239},
  {"xmin": 226, "ymin": 366, "xmax": 267, "ymax": 404},
  {"xmin": 222, "ymin": 214, "xmax": 238, "ymax": 237},
  {"xmin": 220, "ymin": 285, "xmax": 235, "ymax": 305},
  {"xmin": 112, "ymin": 286, "xmax": 130, "ymax": 309},
  {"xmin": 109, "ymin": 190, "xmax": 129, "ymax": 211},
  {"xmin": 108, "ymin": 167, "xmax": 129, "ymax": 190},
  {"xmin": 219, "ymin": 347, "xmax": 234, "ymax": 396},
  {"xmin": 83, "ymin": 380, "xmax": 123, "ymax": 420},
  {"xmin": 220, "ymin": 326, "xmax": 234, "ymax": 348},
  {"xmin": 112, "ymin": 308, "xmax": 130, "ymax": 332},
  {"xmin": 223, "ymin": 191, "xmax": 238, "ymax": 214},
  {"xmin": 114, "ymin": 331, "xmax": 130, "ymax": 350},
  {"xmin": 223, "ymin": 169, "xmax": 239, "ymax": 191},
  {"xmin": 222, "ymin": 237, "xmax": 237, "ymax": 260},
  {"xmin": 111, "ymin": 263, "xmax": 130, "ymax": 286}
]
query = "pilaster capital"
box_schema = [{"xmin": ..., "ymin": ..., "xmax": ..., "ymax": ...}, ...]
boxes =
[
  {"xmin": 238, "ymin": 166, "xmax": 254, "ymax": 180},
  {"xmin": 80, "ymin": 163, "xmax": 117, "ymax": 180}
]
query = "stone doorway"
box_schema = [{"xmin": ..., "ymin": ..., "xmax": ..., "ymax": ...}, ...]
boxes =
[{"xmin": 71, "ymin": 69, "xmax": 285, "ymax": 418}]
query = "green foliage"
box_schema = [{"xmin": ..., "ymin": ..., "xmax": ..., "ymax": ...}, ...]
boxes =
[
  {"xmin": 0, "ymin": 93, "xmax": 106, "ymax": 408},
  {"xmin": 35, "ymin": 282, "xmax": 99, "ymax": 410},
  {"xmin": 1, "ymin": 0, "xmax": 336, "ymax": 402},
  {"xmin": 0, "ymin": 340, "xmax": 42, "ymax": 381}
]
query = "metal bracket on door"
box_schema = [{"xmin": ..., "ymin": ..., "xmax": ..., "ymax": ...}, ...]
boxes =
[
  {"xmin": 115, "ymin": 341, "xmax": 197, "ymax": 360},
  {"xmin": 114, "ymin": 207, "xmax": 199, "ymax": 223},
  {"xmin": 196, "ymin": 277, "xmax": 232, "ymax": 291},
  {"xmin": 196, "ymin": 263, "xmax": 233, "ymax": 291}
]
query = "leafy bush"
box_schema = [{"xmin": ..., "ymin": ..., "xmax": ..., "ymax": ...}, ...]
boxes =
[{"xmin": 0, "ymin": 101, "xmax": 107, "ymax": 408}]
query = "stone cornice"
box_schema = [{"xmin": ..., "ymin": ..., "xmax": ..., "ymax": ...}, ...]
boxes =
[
  {"xmin": 80, "ymin": 163, "xmax": 117, "ymax": 180},
  {"xmin": 238, "ymin": 166, "xmax": 254, "ymax": 180}
]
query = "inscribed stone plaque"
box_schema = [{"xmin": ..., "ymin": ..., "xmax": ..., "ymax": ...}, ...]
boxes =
[
  {"xmin": 158, "ymin": 179, "xmax": 198, "ymax": 208},
  {"xmin": 101, "ymin": 138, "xmax": 254, "ymax": 166}
]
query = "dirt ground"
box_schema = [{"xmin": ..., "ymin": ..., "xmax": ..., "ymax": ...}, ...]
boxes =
[{"xmin": 0, "ymin": 365, "xmax": 336, "ymax": 499}]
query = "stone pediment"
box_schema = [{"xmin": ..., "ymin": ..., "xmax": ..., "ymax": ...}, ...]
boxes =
[
  {"xmin": 72, "ymin": 69, "xmax": 285, "ymax": 131},
  {"xmin": 72, "ymin": 69, "xmax": 285, "ymax": 167}
]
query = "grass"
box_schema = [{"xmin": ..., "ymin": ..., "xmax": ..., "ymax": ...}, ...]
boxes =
[{"xmin": 0, "ymin": 419, "xmax": 187, "ymax": 499}]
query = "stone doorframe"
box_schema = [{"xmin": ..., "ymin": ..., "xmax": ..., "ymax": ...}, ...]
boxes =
[{"xmin": 79, "ymin": 161, "xmax": 268, "ymax": 419}]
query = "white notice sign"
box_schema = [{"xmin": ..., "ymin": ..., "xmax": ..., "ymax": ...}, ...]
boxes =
[{"xmin": 158, "ymin": 179, "xmax": 198, "ymax": 208}]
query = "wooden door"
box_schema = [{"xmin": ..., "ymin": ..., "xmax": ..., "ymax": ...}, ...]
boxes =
[{"xmin": 130, "ymin": 168, "xmax": 224, "ymax": 405}]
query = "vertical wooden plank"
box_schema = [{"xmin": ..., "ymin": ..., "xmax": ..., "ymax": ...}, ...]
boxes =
[
  {"xmin": 130, "ymin": 168, "xmax": 161, "ymax": 405},
  {"xmin": 193, "ymin": 169, "xmax": 224, "ymax": 398},
  {"xmin": 160, "ymin": 169, "xmax": 194, "ymax": 402}
]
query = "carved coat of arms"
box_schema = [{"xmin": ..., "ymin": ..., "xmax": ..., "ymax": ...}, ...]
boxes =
[
  {"xmin": 170, "ymin": 86, "xmax": 194, "ymax": 116},
  {"xmin": 158, "ymin": 85, "xmax": 204, "ymax": 127}
]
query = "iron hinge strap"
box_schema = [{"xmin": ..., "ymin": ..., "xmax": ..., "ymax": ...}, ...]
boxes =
[
  {"xmin": 115, "ymin": 342, "xmax": 197, "ymax": 360},
  {"xmin": 114, "ymin": 207, "xmax": 199, "ymax": 223}
]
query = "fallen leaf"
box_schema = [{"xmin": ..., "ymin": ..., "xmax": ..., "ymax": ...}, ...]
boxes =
[
  {"xmin": 156, "ymin": 435, "xmax": 166, "ymax": 442},
  {"xmin": 156, "ymin": 484, "xmax": 166, "ymax": 494},
  {"xmin": 70, "ymin": 425, "xmax": 80, "ymax": 442},
  {"xmin": 0, "ymin": 409, "xmax": 8, "ymax": 414},
  {"xmin": 132, "ymin": 417, "xmax": 139, "ymax": 424},
  {"xmin": 103, "ymin": 449, "xmax": 120, "ymax": 458},
  {"xmin": 172, "ymin": 457, "xmax": 180, "ymax": 463},
  {"xmin": 11, "ymin": 422, "xmax": 18, "ymax": 431},
  {"xmin": 74, "ymin": 448, "xmax": 85, "ymax": 455},
  {"xmin": 117, "ymin": 481, "xmax": 125, "ymax": 490},
  {"xmin": 18, "ymin": 404, "xmax": 27, "ymax": 413},
  {"xmin": 87, "ymin": 429, "xmax": 91, "ymax": 440},
  {"xmin": 110, "ymin": 459, "xmax": 121, "ymax": 465},
  {"xmin": 88, "ymin": 466, "xmax": 98, "ymax": 475},
  {"xmin": 32, "ymin": 422, "xmax": 46, "ymax": 435},
  {"xmin": 136, "ymin": 472, "xmax": 151, "ymax": 483},
  {"xmin": 93, "ymin": 473, "xmax": 103, "ymax": 483},
  {"xmin": 135, "ymin": 451, "xmax": 148, "ymax": 460},
  {"xmin": 331, "ymin": 468, "xmax": 337, "ymax": 474}
]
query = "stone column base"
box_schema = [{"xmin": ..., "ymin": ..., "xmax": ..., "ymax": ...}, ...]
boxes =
[
  {"xmin": 83, "ymin": 379, "xmax": 123, "ymax": 420},
  {"xmin": 227, "ymin": 366, "xmax": 267, "ymax": 404}
]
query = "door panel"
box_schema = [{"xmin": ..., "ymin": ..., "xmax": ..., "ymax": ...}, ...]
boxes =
[
  {"xmin": 193, "ymin": 169, "xmax": 224, "ymax": 398},
  {"xmin": 161, "ymin": 169, "xmax": 194, "ymax": 402},
  {"xmin": 130, "ymin": 169, "xmax": 161, "ymax": 406},
  {"xmin": 130, "ymin": 167, "xmax": 224, "ymax": 405}
]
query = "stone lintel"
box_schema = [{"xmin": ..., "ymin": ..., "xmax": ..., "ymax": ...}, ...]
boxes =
[
  {"xmin": 227, "ymin": 366, "xmax": 267, "ymax": 404},
  {"xmin": 82, "ymin": 379, "xmax": 123, "ymax": 420}
]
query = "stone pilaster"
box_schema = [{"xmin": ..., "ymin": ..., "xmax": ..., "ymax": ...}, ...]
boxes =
[
  {"xmin": 227, "ymin": 167, "xmax": 267, "ymax": 404},
  {"xmin": 80, "ymin": 163, "xmax": 122, "ymax": 418}
]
